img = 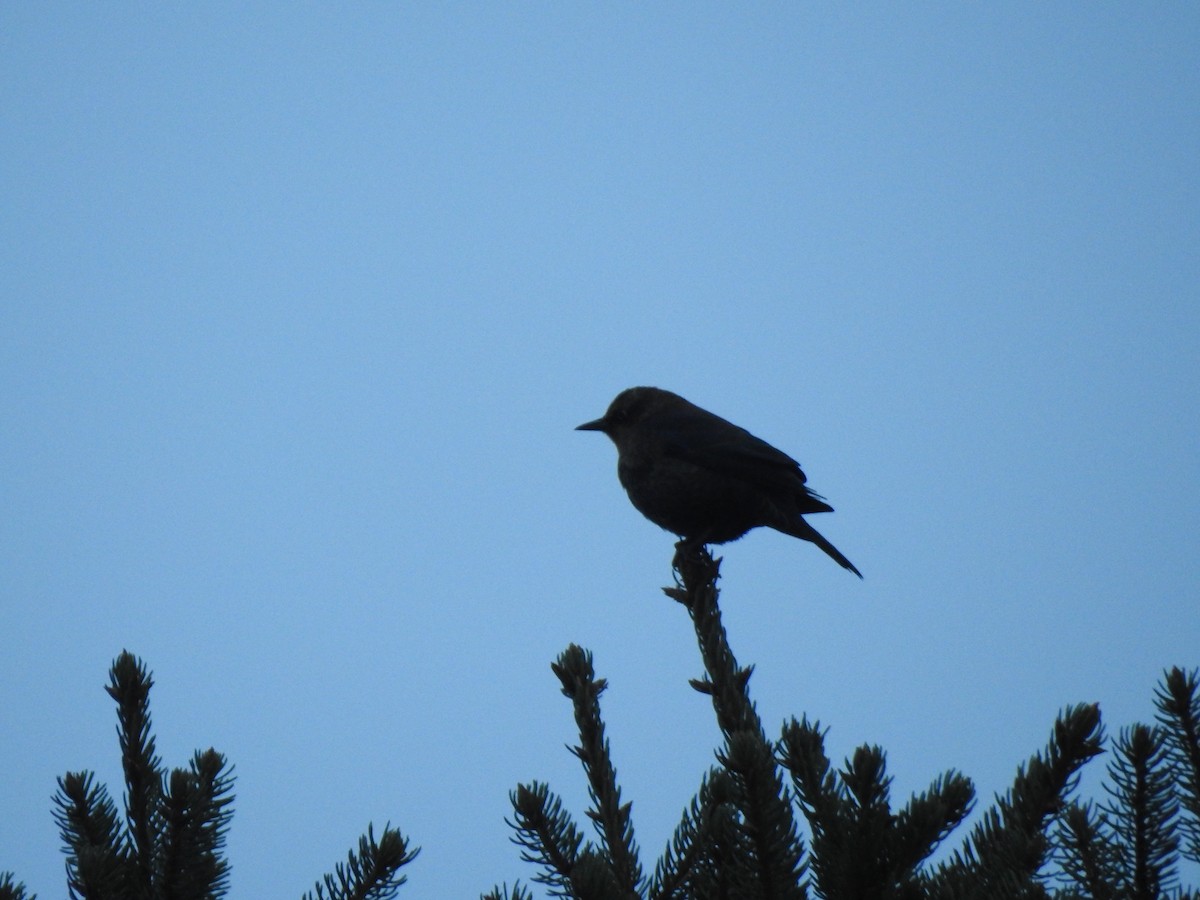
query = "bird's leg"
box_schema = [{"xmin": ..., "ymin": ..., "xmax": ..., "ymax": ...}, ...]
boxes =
[
  {"xmin": 666, "ymin": 538, "xmax": 721, "ymax": 606},
  {"xmin": 663, "ymin": 540, "xmax": 721, "ymax": 609},
  {"xmin": 665, "ymin": 540, "xmax": 695, "ymax": 601},
  {"xmin": 671, "ymin": 536, "xmax": 705, "ymax": 573}
]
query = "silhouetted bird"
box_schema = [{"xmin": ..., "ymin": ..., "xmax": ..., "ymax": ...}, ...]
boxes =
[{"xmin": 577, "ymin": 387, "xmax": 861, "ymax": 577}]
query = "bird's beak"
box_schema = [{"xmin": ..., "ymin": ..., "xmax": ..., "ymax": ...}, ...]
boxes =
[{"xmin": 575, "ymin": 417, "xmax": 608, "ymax": 432}]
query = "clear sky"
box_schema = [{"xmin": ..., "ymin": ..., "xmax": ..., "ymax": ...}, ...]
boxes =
[{"xmin": 2, "ymin": 5, "xmax": 1197, "ymax": 897}]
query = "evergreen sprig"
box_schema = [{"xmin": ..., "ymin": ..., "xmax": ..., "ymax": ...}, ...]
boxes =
[
  {"xmin": 302, "ymin": 824, "xmax": 419, "ymax": 900},
  {"xmin": 158, "ymin": 750, "xmax": 235, "ymax": 900},
  {"xmin": 6, "ymin": 650, "xmax": 419, "ymax": 900},
  {"xmin": 553, "ymin": 644, "xmax": 644, "ymax": 896},
  {"xmin": 1155, "ymin": 666, "xmax": 1200, "ymax": 863},
  {"xmin": 671, "ymin": 544, "xmax": 807, "ymax": 900},
  {"xmin": 53, "ymin": 770, "xmax": 134, "ymax": 899},
  {"xmin": 481, "ymin": 882, "xmax": 536, "ymax": 900},
  {"xmin": 1055, "ymin": 800, "xmax": 1122, "ymax": 899},
  {"xmin": 1104, "ymin": 724, "xmax": 1179, "ymax": 898},
  {"xmin": 507, "ymin": 781, "xmax": 586, "ymax": 897},
  {"xmin": 929, "ymin": 703, "xmax": 1104, "ymax": 899},
  {"xmin": 781, "ymin": 717, "xmax": 974, "ymax": 900},
  {"xmin": 648, "ymin": 769, "xmax": 739, "ymax": 900},
  {"xmin": 106, "ymin": 652, "xmax": 162, "ymax": 899},
  {"xmin": 892, "ymin": 769, "xmax": 977, "ymax": 876},
  {"xmin": 0, "ymin": 873, "xmax": 34, "ymax": 900}
]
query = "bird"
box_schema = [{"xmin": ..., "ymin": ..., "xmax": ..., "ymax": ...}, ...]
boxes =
[{"xmin": 576, "ymin": 386, "xmax": 861, "ymax": 577}]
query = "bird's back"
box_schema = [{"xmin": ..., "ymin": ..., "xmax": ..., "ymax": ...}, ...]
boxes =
[{"xmin": 647, "ymin": 399, "xmax": 834, "ymax": 516}]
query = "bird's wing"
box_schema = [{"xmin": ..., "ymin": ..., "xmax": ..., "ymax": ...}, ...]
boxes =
[{"xmin": 652, "ymin": 406, "xmax": 835, "ymax": 514}]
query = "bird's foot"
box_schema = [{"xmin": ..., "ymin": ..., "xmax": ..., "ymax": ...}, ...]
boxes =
[
  {"xmin": 671, "ymin": 537, "xmax": 708, "ymax": 571},
  {"xmin": 665, "ymin": 539, "xmax": 720, "ymax": 606}
]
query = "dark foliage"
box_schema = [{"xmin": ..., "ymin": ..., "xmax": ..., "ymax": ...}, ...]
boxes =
[
  {"xmin": 0, "ymin": 873, "xmax": 33, "ymax": 900},
  {"xmin": 47, "ymin": 652, "xmax": 236, "ymax": 900},
  {"xmin": 553, "ymin": 645, "xmax": 645, "ymax": 896},
  {"xmin": 781, "ymin": 718, "xmax": 974, "ymax": 900},
  {"xmin": 302, "ymin": 824, "xmax": 419, "ymax": 900},
  {"xmin": 3, "ymin": 651, "xmax": 417, "ymax": 900},
  {"xmin": 925, "ymin": 704, "xmax": 1105, "ymax": 900},
  {"xmin": 1104, "ymin": 725, "xmax": 1179, "ymax": 898},
  {"xmin": 1156, "ymin": 668, "xmax": 1200, "ymax": 864},
  {"xmin": 482, "ymin": 884, "xmax": 537, "ymax": 900},
  {"xmin": 3, "ymin": 577, "xmax": 1196, "ymax": 900},
  {"xmin": 491, "ymin": 548, "xmax": 1200, "ymax": 900},
  {"xmin": 507, "ymin": 781, "xmax": 589, "ymax": 898}
]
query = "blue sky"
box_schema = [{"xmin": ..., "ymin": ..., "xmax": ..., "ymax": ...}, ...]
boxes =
[{"xmin": 2, "ymin": 5, "xmax": 1198, "ymax": 897}]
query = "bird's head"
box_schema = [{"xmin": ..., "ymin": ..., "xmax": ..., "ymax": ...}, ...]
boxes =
[{"xmin": 575, "ymin": 386, "xmax": 678, "ymax": 442}]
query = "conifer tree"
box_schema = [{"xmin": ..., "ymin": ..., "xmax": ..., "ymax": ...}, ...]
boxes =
[
  {"xmin": 487, "ymin": 545, "xmax": 1200, "ymax": 900},
  {"xmin": 4, "ymin": 570, "xmax": 1197, "ymax": 900},
  {"xmin": 0, "ymin": 651, "xmax": 418, "ymax": 900}
]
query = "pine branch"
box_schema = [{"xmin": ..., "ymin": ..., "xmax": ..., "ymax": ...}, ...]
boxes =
[
  {"xmin": 481, "ymin": 882, "xmax": 535, "ymax": 900},
  {"xmin": 52, "ymin": 770, "xmax": 133, "ymax": 900},
  {"xmin": 782, "ymin": 714, "xmax": 973, "ymax": 900},
  {"xmin": 1104, "ymin": 724, "xmax": 1179, "ymax": 899},
  {"xmin": 719, "ymin": 731, "xmax": 807, "ymax": 899},
  {"xmin": 105, "ymin": 651, "xmax": 163, "ymax": 900},
  {"xmin": 668, "ymin": 544, "xmax": 806, "ymax": 900},
  {"xmin": 1155, "ymin": 666, "xmax": 1200, "ymax": 863},
  {"xmin": 568, "ymin": 851, "xmax": 632, "ymax": 900},
  {"xmin": 891, "ymin": 770, "xmax": 975, "ymax": 875},
  {"xmin": 780, "ymin": 717, "xmax": 844, "ymax": 899},
  {"xmin": 1055, "ymin": 801, "xmax": 1122, "ymax": 900},
  {"xmin": 47, "ymin": 653, "xmax": 419, "ymax": 899},
  {"xmin": 838, "ymin": 744, "xmax": 895, "ymax": 897},
  {"xmin": 507, "ymin": 781, "xmax": 586, "ymax": 897},
  {"xmin": 159, "ymin": 749, "xmax": 235, "ymax": 900},
  {"xmin": 0, "ymin": 874, "xmax": 34, "ymax": 900},
  {"xmin": 665, "ymin": 545, "xmax": 759, "ymax": 741},
  {"xmin": 552, "ymin": 644, "xmax": 644, "ymax": 897},
  {"xmin": 649, "ymin": 769, "xmax": 739, "ymax": 900},
  {"xmin": 930, "ymin": 703, "xmax": 1104, "ymax": 899},
  {"xmin": 302, "ymin": 823, "xmax": 418, "ymax": 900}
]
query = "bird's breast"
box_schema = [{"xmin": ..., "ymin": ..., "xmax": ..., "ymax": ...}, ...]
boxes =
[{"xmin": 616, "ymin": 453, "xmax": 763, "ymax": 543}]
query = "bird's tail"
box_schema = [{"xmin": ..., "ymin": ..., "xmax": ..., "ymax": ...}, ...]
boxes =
[{"xmin": 785, "ymin": 517, "xmax": 862, "ymax": 578}]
